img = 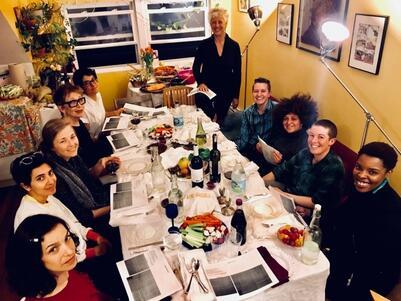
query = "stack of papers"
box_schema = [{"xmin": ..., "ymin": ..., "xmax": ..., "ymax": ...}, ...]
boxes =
[
  {"xmin": 102, "ymin": 116, "xmax": 130, "ymax": 131},
  {"xmin": 106, "ymin": 130, "xmax": 142, "ymax": 152}
]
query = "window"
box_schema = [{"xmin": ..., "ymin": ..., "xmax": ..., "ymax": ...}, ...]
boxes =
[
  {"xmin": 64, "ymin": 2, "xmax": 139, "ymax": 68},
  {"xmin": 65, "ymin": 1, "xmax": 210, "ymax": 68}
]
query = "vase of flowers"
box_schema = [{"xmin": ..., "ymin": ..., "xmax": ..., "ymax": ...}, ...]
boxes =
[{"xmin": 140, "ymin": 46, "xmax": 154, "ymax": 78}]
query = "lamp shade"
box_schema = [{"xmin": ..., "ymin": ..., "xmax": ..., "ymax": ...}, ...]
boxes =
[
  {"xmin": 321, "ymin": 21, "xmax": 349, "ymax": 42},
  {"xmin": 248, "ymin": 5, "xmax": 263, "ymax": 28}
]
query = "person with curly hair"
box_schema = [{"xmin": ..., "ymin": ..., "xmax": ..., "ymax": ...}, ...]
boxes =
[{"xmin": 258, "ymin": 93, "xmax": 318, "ymax": 174}]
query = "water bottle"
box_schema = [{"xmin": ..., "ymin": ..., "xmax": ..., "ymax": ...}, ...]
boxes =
[
  {"xmin": 173, "ymin": 101, "xmax": 184, "ymax": 128},
  {"xmin": 301, "ymin": 204, "xmax": 322, "ymax": 265},
  {"xmin": 231, "ymin": 161, "xmax": 246, "ymax": 198}
]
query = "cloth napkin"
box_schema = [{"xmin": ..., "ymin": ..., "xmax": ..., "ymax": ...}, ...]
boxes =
[
  {"xmin": 257, "ymin": 246, "xmax": 289, "ymax": 287},
  {"xmin": 218, "ymin": 140, "xmax": 237, "ymax": 152},
  {"xmin": 183, "ymin": 187, "xmax": 221, "ymax": 217},
  {"xmin": 243, "ymin": 161, "xmax": 259, "ymax": 176},
  {"xmin": 160, "ymin": 147, "xmax": 191, "ymax": 169}
]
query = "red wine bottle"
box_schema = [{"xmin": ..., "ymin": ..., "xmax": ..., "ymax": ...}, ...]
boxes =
[
  {"xmin": 209, "ymin": 133, "xmax": 221, "ymax": 183},
  {"xmin": 191, "ymin": 145, "xmax": 204, "ymax": 188}
]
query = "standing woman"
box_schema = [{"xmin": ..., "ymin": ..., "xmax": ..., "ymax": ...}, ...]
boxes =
[
  {"xmin": 193, "ymin": 7, "xmax": 241, "ymax": 123},
  {"xmin": 6, "ymin": 214, "xmax": 113, "ymax": 300}
]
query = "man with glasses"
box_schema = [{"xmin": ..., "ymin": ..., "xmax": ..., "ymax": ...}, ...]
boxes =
[
  {"xmin": 53, "ymin": 84, "xmax": 112, "ymax": 167},
  {"xmin": 73, "ymin": 68, "xmax": 123, "ymax": 139},
  {"xmin": 263, "ymin": 119, "xmax": 344, "ymax": 247}
]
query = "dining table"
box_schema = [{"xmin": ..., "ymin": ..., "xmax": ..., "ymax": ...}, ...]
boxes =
[{"xmin": 108, "ymin": 105, "xmax": 330, "ymax": 301}]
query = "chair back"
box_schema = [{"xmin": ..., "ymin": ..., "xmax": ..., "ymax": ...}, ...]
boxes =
[{"xmin": 163, "ymin": 86, "xmax": 194, "ymax": 108}]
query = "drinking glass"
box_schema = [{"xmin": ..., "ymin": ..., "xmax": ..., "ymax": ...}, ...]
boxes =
[
  {"xmin": 225, "ymin": 230, "xmax": 243, "ymax": 258},
  {"xmin": 165, "ymin": 203, "xmax": 179, "ymax": 233},
  {"xmin": 106, "ymin": 160, "xmax": 120, "ymax": 175}
]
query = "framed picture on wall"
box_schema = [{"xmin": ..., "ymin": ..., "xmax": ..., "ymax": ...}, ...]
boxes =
[
  {"xmin": 348, "ymin": 14, "xmax": 389, "ymax": 75},
  {"xmin": 239, "ymin": 0, "xmax": 249, "ymax": 13},
  {"xmin": 276, "ymin": 3, "xmax": 294, "ymax": 45},
  {"xmin": 296, "ymin": 0, "xmax": 349, "ymax": 61}
]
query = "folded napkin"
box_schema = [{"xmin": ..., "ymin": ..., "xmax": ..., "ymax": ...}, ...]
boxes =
[
  {"xmin": 243, "ymin": 161, "xmax": 259, "ymax": 176},
  {"xmin": 183, "ymin": 187, "xmax": 221, "ymax": 217},
  {"xmin": 218, "ymin": 140, "xmax": 237, "ymax": 152},
  {"xmin": 160, "ymin": 147, "xmax": 191, "ymax": 169},
  {"xmin": 257, "ymin": 246, "xmax": 289, "ymax": 287}
]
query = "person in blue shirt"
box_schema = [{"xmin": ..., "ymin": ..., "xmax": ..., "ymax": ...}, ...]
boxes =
[{"xmin": 236, "ymin": 77, "xmax": 277, "ymax": 174}]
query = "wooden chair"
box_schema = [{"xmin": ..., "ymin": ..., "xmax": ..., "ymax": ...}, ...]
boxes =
[{"xmin": 162, "ymin": 85, "xmax": 195, "ymax": 108}]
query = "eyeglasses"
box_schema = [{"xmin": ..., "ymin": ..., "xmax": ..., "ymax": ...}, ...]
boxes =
[
  {"xmin": 82, "ymin": 78, "xmax": 97, "ymax": 87},
  {"xmin": 19, "ymin": 151, "xmax": 44, "ymax": 166},
  {"xmin": 63, "ymin": 97, "xmax": 86, "ymax": 108}
]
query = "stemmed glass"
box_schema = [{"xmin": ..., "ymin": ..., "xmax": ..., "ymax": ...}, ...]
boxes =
[{"xmin": 165, "ymin": 203, "xmax": 179, "ymax": 233}]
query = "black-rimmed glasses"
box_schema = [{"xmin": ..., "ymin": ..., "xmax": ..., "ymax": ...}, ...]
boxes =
[
  {"xmin": 63, "ymin": 97, "xmax": 86, "ymax": 108},
  {"xmin": 82, "ymin": 78, "xmax": 97, "ymax": 87},
  {"xmin": 19, "ymin": 151, "xmax": 44, "ymax": 166}
]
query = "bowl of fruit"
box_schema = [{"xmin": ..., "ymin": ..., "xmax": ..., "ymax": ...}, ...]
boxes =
[
  {"xmin": 180, "ymin": 213, "xmax": 228, "ymax": 251},
  {"xmin": 277, "ymin": 224, "xmax": 304, "ymax": 248}
]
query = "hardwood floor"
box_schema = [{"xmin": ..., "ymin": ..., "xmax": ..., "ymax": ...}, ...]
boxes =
[{"xmin": 0, "ymin": 186, "xmax": 23, "ymax": 301}]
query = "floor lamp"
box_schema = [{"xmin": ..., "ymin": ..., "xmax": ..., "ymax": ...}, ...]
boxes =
[
  {"xmin": 242, "ymin": 5, "xmax": 263, "ymax": 109},
  {"xmin": 320, "ymin": 21, "xmax": 401, "ymax": 155}
]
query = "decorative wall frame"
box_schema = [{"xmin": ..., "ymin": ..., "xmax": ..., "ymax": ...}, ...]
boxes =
[
  {"xmin": 239, "ymin": 0, "xmax": 249, "ymax": 13},
  {"xmin": 276, "ymin": 3, "xmax": 294, "ymax": 45},
  {"xmin": 296, "ymin": 0, "xmax": 349, "ymax": 61},
  {"xmin": 348, "ymin": 14, "xmax": 389, "ymax": 75}
]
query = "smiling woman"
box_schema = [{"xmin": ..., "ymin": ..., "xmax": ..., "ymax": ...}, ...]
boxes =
[{"xmin": 6, "ymin": 214, "xmax": 112, "ymax": 300}]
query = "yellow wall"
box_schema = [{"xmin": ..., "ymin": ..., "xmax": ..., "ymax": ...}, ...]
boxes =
[
  {"xmin": 2, "ymin": 1, "xmax": 400, "ymax": 191},
  {"xmin": 231, "ymin": 0, "xmax": 401, "ymax": 193}
]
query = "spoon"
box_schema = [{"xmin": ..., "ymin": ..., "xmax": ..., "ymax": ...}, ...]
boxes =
[
  {"xmin": 184, "ymin": 258, "xmax": 197, "ymax": 294},
  {"xmin": 192, "ymin": 259, "xmax": 209, "ymax": 293}
]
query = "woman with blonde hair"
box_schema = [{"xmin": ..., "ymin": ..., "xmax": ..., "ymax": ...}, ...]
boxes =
[{"xmin": 193, "ymin": 6, "xmax": 241, "ymax": 123}]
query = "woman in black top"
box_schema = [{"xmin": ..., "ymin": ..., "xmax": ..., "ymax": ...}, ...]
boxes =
[
  {"xmin": 258, "ymin": 93, "xmax": 318, "ymax": 175},
  {"xmin": 327, "ymin": 142, "xmax": 401, "ymax": 300},
  {"xmin": 193, "ymin": 7, "xmax": 241, "ymax": 123},
  {"xmin": 53, "ymin": 84, "xmax": 112, "ymax": 167}
]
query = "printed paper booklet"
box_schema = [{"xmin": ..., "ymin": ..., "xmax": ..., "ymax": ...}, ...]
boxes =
[
  {"xmin": 188, "ymin": 87, "xmax": 216, "ymax": 99},
  {"xmin": 258, "ymin": 136, "xmax": 279, "ymax": 164}
]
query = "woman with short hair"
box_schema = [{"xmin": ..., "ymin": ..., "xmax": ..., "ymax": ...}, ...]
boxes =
[
  {"xmin": 53, "ymin": 84, "xmax": 112, "ymax": 167},
  {"xmin": 327, "ymin": 142, "xmax": 401, "ymax": 300},
  {"xmin": 6, "ymin": 214, "xmax": 113, "ymax": 300},
  {"xmin": 193, "ymin": 6, "xmax": 241, "ymax": 123}
]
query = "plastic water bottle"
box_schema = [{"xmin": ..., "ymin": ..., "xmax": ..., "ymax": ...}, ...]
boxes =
[
  {"xmin": 173, "ymin": 101, "xmax": 184, "ymax": 128},
  {"xmin": 231, "ymin": 161, "xmax": 246, "ymax": 198},
  {"xmin": 301, "ymin": 204, "xmax": 322, "ymax": 265}
]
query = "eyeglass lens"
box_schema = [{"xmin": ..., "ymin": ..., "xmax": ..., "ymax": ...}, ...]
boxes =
[{"xmin": 65, "ymin": 97, "xmax": 86, "ymax": 108}]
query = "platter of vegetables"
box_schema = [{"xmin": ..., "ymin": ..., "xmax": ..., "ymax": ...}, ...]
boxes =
[{"xmin": 180, "ymin": 213, "xmax": 228, "ymax": 251}]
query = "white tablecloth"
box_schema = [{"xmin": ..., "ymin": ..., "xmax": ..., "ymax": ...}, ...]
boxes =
[{"xmin": 112, "ymin": 106, "xmax": 330, "ymax": 301}]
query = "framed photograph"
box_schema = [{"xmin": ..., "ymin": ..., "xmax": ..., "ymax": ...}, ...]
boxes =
[
  {"xmin": 296, "ymin": 0, "xmax": 349, "ymax": 61},
  {"xmin": 239, "ymin": 0, "xmax": 248, "ymax": 13},
  {"xmin": 276, "ymin": 3, "xmax": 294, "ymax": 45},
  {"xmin": 348, "ymin": 14, "xmax": 389, "ymax": 75}
]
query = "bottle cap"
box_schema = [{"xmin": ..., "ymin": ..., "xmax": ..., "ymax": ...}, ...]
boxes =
[{"xmin": 235, "ymin": 199, "xmax": 243, "ymax": 206}]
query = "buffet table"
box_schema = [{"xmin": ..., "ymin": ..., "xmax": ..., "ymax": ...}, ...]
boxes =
[{"xmin": 109, "ymin": 106, "xmax": 330, "ymax": 301}]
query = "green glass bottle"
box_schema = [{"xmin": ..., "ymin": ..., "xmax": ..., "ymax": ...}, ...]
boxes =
[{"xmin": 195, "ymin": 117, "xmax": 207, "ymax": 147}]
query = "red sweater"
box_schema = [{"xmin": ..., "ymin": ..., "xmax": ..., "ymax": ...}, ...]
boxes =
[{"xmin": 25, "ymin": 270, "xmax": 113, "ymax": 301}]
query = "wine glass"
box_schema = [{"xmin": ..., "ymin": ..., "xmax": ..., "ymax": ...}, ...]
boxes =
[
  {"xmin": 165, "ymin": 203, "xmax": 179, "ymax": 233},
  {"xmin": 106, "ymin": 160, "xmax": 120, "ymax": 175}
]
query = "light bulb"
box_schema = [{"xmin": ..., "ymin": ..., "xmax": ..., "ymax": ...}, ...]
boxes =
[{"xmin": 321, "ymin": 21, "xmax": 349, "ymax": 42}]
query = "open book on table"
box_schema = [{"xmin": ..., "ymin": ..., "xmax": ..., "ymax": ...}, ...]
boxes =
[
  {"xmin": 258, "ymin": 136, "xmax": 279, "ymax": 165},
  {"xmin": 187, "ymin": 87, "xmax": 216, "ymax": 99},
  {"xmin": 116, "ymin": 248, "xmax": 182, "ymax": 301}
]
